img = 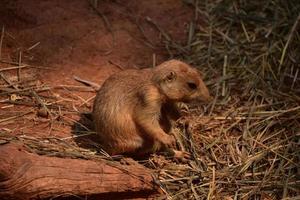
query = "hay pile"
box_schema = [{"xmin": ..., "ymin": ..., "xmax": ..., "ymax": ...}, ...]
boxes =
[{"xmin": 153, "ymin": 0, "xmax": 300, "ymax": 199}]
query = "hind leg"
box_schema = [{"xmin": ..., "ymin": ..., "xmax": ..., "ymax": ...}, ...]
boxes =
[
  {"xmin": 124, "ymin": 140, "xmax": 161, "ymax": 159},
  {"xmin": 104, "ymin": 135, "xmax": 144, "ymax": 156}
]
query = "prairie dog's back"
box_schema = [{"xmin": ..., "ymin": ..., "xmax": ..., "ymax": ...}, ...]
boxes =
[{"xmin": 92, "ymin": 68, "xmax": 153, "ymax": 153}]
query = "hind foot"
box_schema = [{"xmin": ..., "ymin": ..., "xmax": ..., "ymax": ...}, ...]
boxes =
[
  {"xmin": 173, "ymin": 150, "xmax": 191, "ymax": 163},
  {"xmin": 162, "ymin": 148, "xmax": 191, "ymax": 163}
]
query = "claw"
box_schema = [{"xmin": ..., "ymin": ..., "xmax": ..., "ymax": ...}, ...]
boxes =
[{"xmin": 173, "ymin": 150, "xmax": 191, "ymax": 163}]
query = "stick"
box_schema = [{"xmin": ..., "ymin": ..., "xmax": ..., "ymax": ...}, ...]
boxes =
[
  {"xmin": 222, "ymin": 55, "xmax": 227, "ymax": 97},
  {"xmin": 0, "ymin": 26, "xmax": 4, "ymax": 59},
  {"xmin": 18, "ymin": 51, "xmax": 22, "ymax": 81},
  {"xmin": 73, "ymin": 75, "xmax": 100, "ymax": 90},
  {"xmin": 279, "ymin": 13, "xmax": 300, "ymax": 73},
  {"xmin": 0, "ymin": 110, "xmax": 34, "ymax": 124}
]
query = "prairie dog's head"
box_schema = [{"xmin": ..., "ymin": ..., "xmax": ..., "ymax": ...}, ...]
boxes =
[{"xmin": 153, "ymin": 60, "xmax": 212, "ymax": 103}]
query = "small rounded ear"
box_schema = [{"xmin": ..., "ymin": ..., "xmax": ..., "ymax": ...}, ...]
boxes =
[{"xmin": 165, "ymin": 71, "xmax": 177, "ymax": 82}]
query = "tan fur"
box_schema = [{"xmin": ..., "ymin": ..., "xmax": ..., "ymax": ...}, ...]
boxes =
[{"xmin": 92, "ymin": 59, "xmax": 212, "ymax": 156}]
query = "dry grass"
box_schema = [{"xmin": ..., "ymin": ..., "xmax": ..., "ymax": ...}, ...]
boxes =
[{"xmin": 152, "ymin": 0, "xmax": 300, "ymax": 199}]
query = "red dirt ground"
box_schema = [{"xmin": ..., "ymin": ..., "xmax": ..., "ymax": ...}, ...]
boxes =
[{"xmin": 0, "ymin": 0, "xmax": 194, "ymax": 140}]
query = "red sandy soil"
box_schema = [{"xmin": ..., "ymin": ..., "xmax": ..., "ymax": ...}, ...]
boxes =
[
  {"xmin": 0, "ymin": 1, "xmax": 194, "ymax": 199},
  {"xmin": 0, "ymin": 1, "xmax": 193, "ymax": 146}
]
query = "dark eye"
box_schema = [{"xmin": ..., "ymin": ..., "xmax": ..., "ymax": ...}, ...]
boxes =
[{"xmin": 187, "ymin": 82, "xmax": 197, "ymax": 90}]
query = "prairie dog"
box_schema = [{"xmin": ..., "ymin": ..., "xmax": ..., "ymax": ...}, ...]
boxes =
[{"xmin": 93, "ymin": 59, "xmax": 212, "ymax": 158}]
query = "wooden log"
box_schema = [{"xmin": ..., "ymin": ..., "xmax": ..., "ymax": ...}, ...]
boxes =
[{"xmin": 0, "ymin": 143, "xmax": 158, "ymax": 200}]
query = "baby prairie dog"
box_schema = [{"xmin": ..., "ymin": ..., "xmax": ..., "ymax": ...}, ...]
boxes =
[{"xmin": 93, "ymin": 59, "xmax": 212, "ymax": 159}]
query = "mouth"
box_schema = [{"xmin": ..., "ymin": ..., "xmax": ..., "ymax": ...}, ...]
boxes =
[
  {"xmin": 195, "ymin": 95, "xmax": 214, "ymax": 103},
  {"xmin": 205, "ymin": 95, "xmax": 214, "ymax": 102}
]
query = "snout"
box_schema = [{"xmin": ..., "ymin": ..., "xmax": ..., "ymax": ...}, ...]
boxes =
[
  {"xmin": 195, "ymin": 84, "xmax": 213, "ymax": 103},
  {"xmin": 200, "ymin": 94, "xmax": 214, "ymax": 103},
  {"xmin": 195, "ymin": 93, "xmax": 213, "ymax": 103},
  {"xmin": 184, "ymin": 91, "xmax": 213, "ymax": 104}
]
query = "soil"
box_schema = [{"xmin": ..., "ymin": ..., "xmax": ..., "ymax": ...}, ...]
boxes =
[
  {"xmin": 0, "ymin": 1, "xmax": 193, "ymax": 198},
  {"xmin": 0, "ymin": 0, "xmax": 193, "ymax": 137}
]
